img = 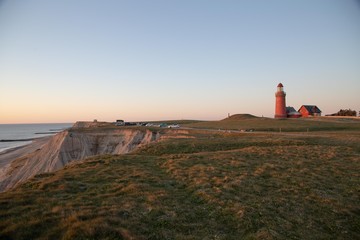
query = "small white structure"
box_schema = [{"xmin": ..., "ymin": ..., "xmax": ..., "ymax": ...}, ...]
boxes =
[{"xmin": 115, "ymin": 120, "xmax": 125, "ymax": 126}]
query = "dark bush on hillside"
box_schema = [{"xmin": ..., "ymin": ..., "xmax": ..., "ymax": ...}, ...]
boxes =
[{"xmin": 329, "ymin": 109, "xmax": 357, "ymax": 116}]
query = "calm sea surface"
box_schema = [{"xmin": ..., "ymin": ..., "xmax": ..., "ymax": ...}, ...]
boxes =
[{"xmin": 0, "ymin": 123, "xmax": 73, "ymax": 153}]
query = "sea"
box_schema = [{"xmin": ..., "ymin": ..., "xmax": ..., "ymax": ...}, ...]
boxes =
[{"xmin": 0, "ymin": 123, "xmax": 73, "ymax": 153}]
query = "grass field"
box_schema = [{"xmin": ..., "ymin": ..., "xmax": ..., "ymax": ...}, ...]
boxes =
[
  {"xmin": 0, "ymin": 119, "xmax": 359, "ymax": 239},
  {"xmin": 183, "ymin": 115, "xmax": 360, "ymax": 132}
]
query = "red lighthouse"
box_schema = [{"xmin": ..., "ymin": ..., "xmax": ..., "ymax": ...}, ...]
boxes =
[{"xmin": 275, "ymin": 83, "xmax": 287, "ymax": 119}]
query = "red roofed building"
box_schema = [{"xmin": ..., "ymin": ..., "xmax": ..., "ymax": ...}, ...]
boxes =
[
  {"xmin": 274, "ymin": 83, "xmax": 322, "ymax": 118},
  {"xmin": 298, "ymin": 105, "xmax": 322, "ymax": 117}
]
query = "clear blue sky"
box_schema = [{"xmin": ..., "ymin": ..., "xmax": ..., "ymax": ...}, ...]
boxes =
[{"xmin": 1, "ymin": 0, "xmax": 359, "ymax": 123}]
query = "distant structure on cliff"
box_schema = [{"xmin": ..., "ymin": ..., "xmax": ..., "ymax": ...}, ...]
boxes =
[
  {"xmin": 274, "ymin": 83, "xmax": 321, "ymax": 118},
  {"xmin": 274, "ymin": 83, "xmax": 287, "ymax": 119}
]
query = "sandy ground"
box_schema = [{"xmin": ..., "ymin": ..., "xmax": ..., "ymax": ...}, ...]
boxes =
[{"xmin": 0, "ymin": 137, "xmax": 51, "ymax": 168}]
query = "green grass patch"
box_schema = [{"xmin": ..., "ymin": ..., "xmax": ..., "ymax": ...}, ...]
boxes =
[
  {"xmin": 183, "ymin": 117, "xmax": 360, "ymax": 132},
  {"xmin": 0, "ymin": 126, "xmax": 359, "ymax": 239}
]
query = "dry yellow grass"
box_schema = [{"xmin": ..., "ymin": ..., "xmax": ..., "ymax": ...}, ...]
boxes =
[
  {"xmin": 0, "ymin": 127, "xmax": 359, "ymax": 239},
  {"xmin": 183, "ymin": 115, "xmax": 360, "ymax": 132}
]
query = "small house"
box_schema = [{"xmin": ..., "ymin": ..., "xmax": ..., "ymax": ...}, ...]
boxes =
[
  {"xmin": 286, "ymin": 106, "xmax": 302, "ymax": 118},
  {"xmin": 298, "ymin": 105, "xmax": 322, "ymax": 117}
]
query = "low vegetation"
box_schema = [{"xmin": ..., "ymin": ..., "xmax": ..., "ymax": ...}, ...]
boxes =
[
  {"xmin": 328, "ymin": 109, "xmax": 358, "ymax": 117},
  {"xmin": 183, "ymin": 114, "xmax": 360, "ymax": 132},
  {"xmin": 0, "ymin": 119, "xmax": 359, "ymax": 239}
]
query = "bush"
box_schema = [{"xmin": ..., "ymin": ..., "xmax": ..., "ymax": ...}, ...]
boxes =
[{"xmin": 335, "ymin": 109, "xmax": 357, "ymax": 116}]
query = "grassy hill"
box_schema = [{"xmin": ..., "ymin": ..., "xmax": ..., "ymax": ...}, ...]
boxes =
[
  {"xmin": 222, "ymin": 114, "xmax": 259, "ymax": 120},
  {"xmin": 183, "ymin": 115, "xmax": 360, "ymax": 132},
  {"xmin": 0, "ymin": 122, "xmax": 359, "ymax": 239}
]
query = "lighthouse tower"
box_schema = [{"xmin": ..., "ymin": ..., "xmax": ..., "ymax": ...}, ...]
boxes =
[{"xmin": 274, "ymin": 83, "xmax": 287, "ymax": 119}]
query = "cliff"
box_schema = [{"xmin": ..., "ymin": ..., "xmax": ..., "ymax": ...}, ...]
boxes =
[{"xmin": 0, "ymin": 128, "xmax": 160, "ymax": 192}]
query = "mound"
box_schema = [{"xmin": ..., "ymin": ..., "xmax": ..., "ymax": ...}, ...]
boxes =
[{"xmin": 222, "ymin": 114, "xmax": 259, "ymax": 121}]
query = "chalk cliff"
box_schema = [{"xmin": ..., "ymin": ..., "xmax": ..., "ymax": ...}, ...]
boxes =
[{"xmin": 0, "ymin": 127, "xmax": 160, "ymax": 192}]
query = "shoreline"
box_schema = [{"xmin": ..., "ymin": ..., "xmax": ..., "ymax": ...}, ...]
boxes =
[
  {"xmin": 0, "ymin": 135, "xmax": 59, "ymax": 154},
  {"xmin": 0, "ymin": 141, "xmax": 37, "ymax": 155},
  {"xmin": 0, "ymin": 138, "xmax": 36, "ymax": 143},
  {"xmin": 0, "ymin": 136, "xmax": 50, "ymax": 153},
  {"xmin": 0, "ymin": 132, "xmax": 60, "ymax": 143},
  {"xmin": 0, "ymin": 136, "xmax": 52, "ymax": 168}
]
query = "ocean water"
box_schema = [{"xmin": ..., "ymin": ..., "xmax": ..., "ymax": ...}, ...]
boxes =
[{"xmin": 0, "ymin": 123, "xmax": 73, "ymax": 153}]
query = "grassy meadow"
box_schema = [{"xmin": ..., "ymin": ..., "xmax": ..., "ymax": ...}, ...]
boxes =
[
  {"xmin": 183, "ymin": 114, "xmax": 360, "ymax": 132},
  {"xmin": 0, "ymin": 117, "xmax": 359, "ymax": 239}
]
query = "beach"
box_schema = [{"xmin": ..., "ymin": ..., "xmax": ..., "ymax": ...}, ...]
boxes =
[{"xmin": 0, "ymin": 136, "xmax": 51, "ymax": 169}]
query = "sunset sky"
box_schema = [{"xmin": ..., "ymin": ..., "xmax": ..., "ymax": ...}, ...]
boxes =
[{"xmin": 1, "ymin": 0, "xmax": 359, "ymax": 123}]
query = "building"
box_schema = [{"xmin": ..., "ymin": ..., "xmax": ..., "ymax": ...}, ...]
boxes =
[
  {"xmin": 298, "ymin": 105, "xmax": 322, "ymax": 117},
  {"xmin": 274, "ymin": 83, "xmax": 287, "ymax": 119},
  {"xmin": 286, "ymin": 107, "xmax": 302, "ymax": 118},
  {"xmin": 115, "ymin": 119, "xmax": 125, "ymax": 126},
  {"xmin": 274, "ymin": 83, "xmax": 322, "ymax": 118}
]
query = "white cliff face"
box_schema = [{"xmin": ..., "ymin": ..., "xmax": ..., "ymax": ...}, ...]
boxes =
[{"xmin": 0, "ymin": 129, "xmax": 160, "ymax": 192}]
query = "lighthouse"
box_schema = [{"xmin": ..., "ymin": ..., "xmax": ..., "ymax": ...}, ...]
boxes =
[{"xmin": 274, "ymin": 83, "xmax": 287, "ymax": 119}]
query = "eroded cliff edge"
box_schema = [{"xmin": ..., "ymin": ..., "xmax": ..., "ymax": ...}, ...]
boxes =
[{"xmin": 0, "ymin": 126, "xmax": 160, "ymax": 192}]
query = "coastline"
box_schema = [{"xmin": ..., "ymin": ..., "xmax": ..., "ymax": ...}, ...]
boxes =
[
  {"xmin": 0, "ymin": 138, "xmax": 36, "ymax": 143},
  {"xmin": 0, "ymin": 144, "xmax": 30, "ymax": 155},
  {"xmin": 0, "ymin": 136, "xmax": 52, "ymax": 168},
  {"xmin": 0, "ymin": 123, "xmax": 72, "ymax": 155},
  {"xmin": 0, "ymin": 135, "xmax": 62, "ymax": 154}
]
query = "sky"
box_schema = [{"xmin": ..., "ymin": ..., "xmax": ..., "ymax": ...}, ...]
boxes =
[{"xmin": 0, "ymin": 0, "xmax": 359, "ymax": 123}]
